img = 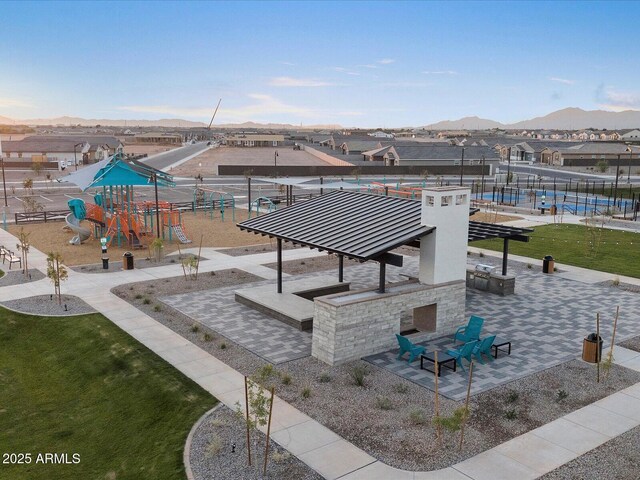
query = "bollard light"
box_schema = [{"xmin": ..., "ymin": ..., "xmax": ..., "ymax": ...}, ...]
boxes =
[{"xmin": 231, "ymin": 442, "xmax": 236, "ymax": 453}]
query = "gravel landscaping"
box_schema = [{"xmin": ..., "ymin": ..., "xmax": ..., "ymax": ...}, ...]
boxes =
[
  {"xmin": 0, "ymin": 268, "xmax": 45, "ymax": 286},
  {"xmin": 112, "ymin": 267, "xmax": 640, "ymax": 471},
  {"xmin": 188, "ymin": 406, "xmax": 322, "ymax": 480},
  {"xmin": 1, "ymin": 294, "xmax": 96, "ymax": 316},
  {"xmin": 619, "ymin": 335, "xmax": 640, "ymax": 353},
  {"xmin": 264, "ymin": 254, "xmax": 361, "ymax": 275},
  {"xmin": 220, "ymin": 242, "xmax": 299, "ymax": 257},
  {"xmin": 71, "ymin": 252, "xmax": 206, "ymax": 274},
  {"xmin": 540, "ymin": 425, "xmax": 640, "ymax": 480}
]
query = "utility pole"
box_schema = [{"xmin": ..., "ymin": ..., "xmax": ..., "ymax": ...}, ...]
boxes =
[
  {"xmin": 613, "ymin": 154, "xmax": 621, "ymax": 206},
  {"xmin": 627, "ymin": 145, "xmax": 633, "ymax": 183}
]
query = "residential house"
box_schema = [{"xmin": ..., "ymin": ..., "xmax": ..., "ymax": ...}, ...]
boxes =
[
  {"xmin": 132, "ymin": 132, "xmax": 183, "ymax": 145},
  {"xmin": 0, "ymin": 135, "xmax": 123, "ymax": 164},
  {"xmin": 368, "ymin": 130, "xmax": 394, "ymax": 139},
  {"xmin": 621, "ymin": 129, "xmax": 640, "ymax": 141},
  {"xmin": 367, "ymin": 145, "xmax": 499, "ymax": 171},
  {"xmin": 541, "ymin": 143, "xmax": 640, "ymax": 167},
  {"xmin": 225, "ymin": 134, "xmax": 284, "ymax": 147}
]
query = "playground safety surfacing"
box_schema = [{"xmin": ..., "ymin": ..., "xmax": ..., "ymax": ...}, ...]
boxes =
[{"xmin": 161, "ymin": 257, "xmax": 640, "ymax": 399}]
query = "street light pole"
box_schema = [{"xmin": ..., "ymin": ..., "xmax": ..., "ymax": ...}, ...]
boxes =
[
  {"xmin": 0, "ymin": 137, "xmax": 7, "ymax": 207},
  {"xmin": 613, "ymin": 154, "xmax": 621, "ymax": 205},
  {"xmin": 274, "ymin": 150, "xmax": 278, "ymax": 167},
  {"xmin": 459, "ymin": 147, "xmax": 465, "ymax": 186},
  {"xmin": 480, "ymin": 154, "xmax": 485, "ymax": 199},
  {"xmin": 153, "ymin": 173, "xmax": 160, "ymax": 239},
  {"xmin": 506, "ymin": 155, "xmax": 512, "ymax": 186},
  {"xmin": 627, "ymin": 145, "xmax": 633, "ymax": 184}
]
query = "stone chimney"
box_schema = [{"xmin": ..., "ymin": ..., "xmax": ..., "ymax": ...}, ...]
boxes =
[{"xmin": 419, "ymin": 186, "xmax": 471, "ymax": 285}]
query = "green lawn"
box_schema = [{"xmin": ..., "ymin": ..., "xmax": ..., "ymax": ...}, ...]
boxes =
[
  {"xmin": 472, "ymin": 223, "xmax": 640, "ymax": 278},
  {"xmin": 0, "ymin": 308, "xmax": 216, "ymax": 480}
]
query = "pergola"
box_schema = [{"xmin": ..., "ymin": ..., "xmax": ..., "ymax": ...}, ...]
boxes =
[{"xmin": 238, "ymin": 190, "xmax": 532, "ymax": 292}]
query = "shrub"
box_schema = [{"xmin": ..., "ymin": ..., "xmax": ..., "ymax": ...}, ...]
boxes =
[
  {"xmin": 220, "ymin": 342, "xmax": 227, "ymax": 350},
  {"xmin": 271, "ymin": 450, "xmax": 291, "ymax": 463},
  {"xmin": 478, "ymin": 251, "xmax": 485, "ymax": 258},
  {"xmin": 142, "ymin": 298, "xmax": 151, "ymax": 305},
  {"xmin": 191, "ymin": 324, "xmax": 200, "ymax": 333},
  {"xmin": 556, "ymin": 389, "xmax": 569, "ymax": 402},
  {"xmin": 612, "ymin": 277, "xmax": 620, "ymax": 286},
  {"xmin": 375, "ymin": 396, "xmax": 393, "ymax": 410},
  {"xmin": 153, "ymin": 304, "xmax": 162, "ymax": 312},
  {"xmin": 205, "ymin": 434, "xmax": 223, "ymax": 457},
  {"xmin": 409, "ymin": 408, "xmax": 427, "ymax": 425},
  {"xmin": 349, "ymin": 365, "xmax": 368, "ymax": 387},
  {"xmin": 257, "ymin": 364, "xmax": 275, "ymax": 380},
  {"xmin": 318, "ymin": 373, "xmax": 331, "ymax": 383},
  {"xmin": 504, "ymin": 409, "xmax": 518, "ymax": 420},
  {"xmin": 280, "ymin": 373, "xmax": 292, "ymax": 385},
  {"xmin": 203, "ymin": 333, "xmax": 213, "ymax": 342},
  {"xmin": 210, "ymin": 271, "xmax": 216, "ymax": 276},
  {"xmin": 301, "ymin": 386, "xmax": 312, "ymax": 399},
  {"xmin": 433, "ymin": 407, "xmax": 469, "ymax": 431},
  {"xmin": 134, "ymin": 294, "xmax": 142, "ymax": 299},
  {"xmin": 506, "ymin": 391, "xmax": 519, "ymax": 404},
  {"xmin": 393, "ymin": 383, "xmax": 409, "ymax": 394},
  {"xmin": 527, "ymin": 263, "xmax": 532, "ymax": 269}
]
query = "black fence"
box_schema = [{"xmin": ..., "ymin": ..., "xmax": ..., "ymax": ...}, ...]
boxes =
[{"xmin": 219, "ymin": 164, "xmax": 490, "ymax": 176}]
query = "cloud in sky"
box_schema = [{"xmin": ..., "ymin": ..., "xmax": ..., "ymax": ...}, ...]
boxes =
[
  {"xmin": 378, "ymin": 58, "xmax": 395, "ymax": 64},
  {"xmin": 279, "ymin": 61, "xmax": 296, "ymax": 66},
  {"xmin": 595, "ymin": 84, "xmax": 640, "ymax": 111},
  {"xmin": 423, "ymin": 70, "xmax": 457, "ymax": 75},
  {"xmin": 269, "ymin": 76, "xmax": 335, "ymax": 87},
  {"xmin": 357, "ymin": 64, "xmax": 380, "ymax": 69},
  {"xmin": 379, "ymin": 82, "xmax": 431, "ymax": 88},
  {"xmin": 0, "ymin": 97, "xmax": 32, "ymax": 108},
  {"xmin": 332, "ymin": 66, "xmax": 360, "ymax": 76},
  {"xmin": 549, "ymin": 77, "xmax": 575, "ymax": 85}
]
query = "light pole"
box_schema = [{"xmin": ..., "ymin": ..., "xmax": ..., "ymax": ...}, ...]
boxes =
[
  {"xmin": 73, "ymin": 142, "xmax": 83, "ymax": 171},
  {"xmin": 627, "ymin": 145, "xmax": 633, "ymax": 184},
  {"xmin": 506, "ymin": 154, "xmax": 512, "ymax": 186},
  {"xmin": 613, "ymin": 154, "xmax": 621, "ymax": 205},
  {"xmin": 274, "ymin": 150, "xmax": 278, "ymax": 167},
  {"xmin": 480, "ymin": 154, "xmax": 486, "ymax": 199},
  {"xmin": 152, "ymin": 173, "xmax": 161, "ymax": 239},
  {"xmin": 0, "ymin": 138, "xmax": 7, "ymax": 207},
  {"xmin": 459, "ymin": 147, "xmax": 465, "ymax": 186}
]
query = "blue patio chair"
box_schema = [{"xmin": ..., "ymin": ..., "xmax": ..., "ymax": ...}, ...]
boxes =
[
  {"xmin": 446, "ymin": 341, "xmax": 478, "ymax": 371},
  {"xmin": 395, "ymin": 334, "xmax": 426, "ymax": 363},
  {"xmin": 454, "ymin": 315, "xmax": 484, "ymax": 344},
  {"xmin": 472, "ymin": 335, "xmax": 496, "ymax": 364}
]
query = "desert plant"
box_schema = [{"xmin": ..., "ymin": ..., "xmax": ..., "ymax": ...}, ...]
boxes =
[
  {"xmin": 150, "ymin": 237, "xmax": 164, "ymax": 262},
  {"xmin": 280, "ymin": 373, "xmax": 292, "ymax": 385},
  {"xmin": 527, "ymin": 263, "xmax": 532, "ymax": 269},
  {"xmin": 31, "ymin": 162, "xmax": 43, "ymax": 176},
  {"xmin": 22, "ymin": 177, "xmax": 33, "ymax": 194},
  {"xmin": 556, "ymin": 389, "xmax": 569, "ymax": 402},
  {"xmin": 433, "ymin": 407, "xmax": 469, "ymax": 431},
  {"xmin": 203, "ymin": 333, "xmax": 213, "ymax": 342},
  {"xmin": 220, "ymin": 342, "xmax": 227, "ymax": 350},
  {"xmin": 478, "ymin": 251, "xmax": 485, "ymax": 258},
  {"xmin": 318, "ymin": 372, "xmax": 331, "ymax": 383},
  {"xmin": 235, "ymin": 376, "xmax": 275, "ymax": 470},
  {"xmin": 349, "ymin": 365, "xmax": 368, "ymax": 387},
  {"xmin": 375, "ymin": 396, "xmax": 393, "ymax": 410},
  {"xmin": 153, "ymin": 304, "xmax": 162, "ymax": 312},
  {"xmin": 271, "ymin": 450, "xmax": 290, "ymax": 463},
  {"xmin": 205, "ymin": 434, "xmax": 223, "ymax": 457},
  {"xmin": 190, "ymin": 324, "xmax": 200, "ymax": 333},
  {"xmin": 596, "ymin": 160, "xmax": 609, "ymax": 173},
  {"xmin": 181, "ymin": 254, "xmax": 199, "ymax": 280},
  {"xmin": 393, "ymin": 383, "xmax": 409, "ymax": 394},
  {"xmin": 409, "ymin": 408, "xmax": 427, "ymax": 425},
  {"xmin": 143, "ymin": 298, "xmax": 151, "ymax": 305},
  {"xmin": 301, "ymin": 386, "xmax": 312, "ymax": 399},
  {"xmin": 16, "ymin": 227, "xmax": 31, "ymax": 278},
  {"xmin": 134, "ymin": 294, "xmax": 143, "ymax": 299},
  {"xmin": 504, "ymin": 408, "xmax": 518, "ymax": 420},
  {"xmin": 612, "ymin": 277, "xmax": 620, "ymax": 286},
  {"xmin": 46, "ymin": 252, "xmax": 67, "ymax": 304},
  {"xmin": 22, "ymin": 196, "xmax": 43, "ymax": 213},
  {"xmin": 505, "ymin": 391, "xmax": 519, "ymax": 404}
]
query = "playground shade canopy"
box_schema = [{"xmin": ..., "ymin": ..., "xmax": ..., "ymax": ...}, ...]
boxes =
[
  {"xmin": 59, "ymin": 154, "xmax": 174, "ymax": 191},
  {"xmin": 238, "ymin": 190, "xmax": 533, "ymax": 261}
]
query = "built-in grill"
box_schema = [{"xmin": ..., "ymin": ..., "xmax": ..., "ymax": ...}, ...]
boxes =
[{"xmin": 473, "ymin": 264, "xmax": 495, "ymax": 290}]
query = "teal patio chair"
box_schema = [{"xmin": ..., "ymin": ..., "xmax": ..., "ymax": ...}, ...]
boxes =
[
  {"xmin": 446, "ymin": 340, "xmax": 478, "ymax": 371},
  {"xmin": 395, "ymin": 334, "xmax": 426, "ymax": 363},
  {"xmin": 454, "ymin": 315, "xmax": 484, "ymax": 345},
  {"xmin": 472, "ymin": 335, "xmax": 496, "ymax": 364}
]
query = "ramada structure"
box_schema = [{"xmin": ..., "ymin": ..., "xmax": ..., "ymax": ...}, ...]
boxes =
[{"xmin": 238, "ymin": 187, "xmax": 532, "ymax": 366}]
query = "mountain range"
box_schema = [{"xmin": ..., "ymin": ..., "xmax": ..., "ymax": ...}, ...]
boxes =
[
  {"xmin": 423, "ymin": 108, "xmax": 640, "ymax": 130},
  {"xmin": 1, "ymin": 107, "xmax": 639, "ymax": 130}
]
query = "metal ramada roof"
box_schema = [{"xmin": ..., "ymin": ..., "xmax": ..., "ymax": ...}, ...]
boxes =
[
  {"xmin": 238, "ymin": 190, "xmax": 533, "ymax": 261},
  {"xmin": 238, "ymin": 190, "xmax": 434, "ymax": 261}
]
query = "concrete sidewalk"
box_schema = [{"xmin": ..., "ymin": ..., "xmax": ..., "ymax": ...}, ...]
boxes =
[{"xmin": 2, "ymin": 226, "xmax": 640, "ymax": 479}]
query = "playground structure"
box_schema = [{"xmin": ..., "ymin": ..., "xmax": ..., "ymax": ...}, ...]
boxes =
[
  {"xmin": 247, "ymin": 196, "xmax": 278, "ymax": 219},
  {"xmin": 61, "ymin": 153, "xmax": 193, "ymax": 248},
  {"xmin": 193, "ymin": 186, "xmax": 236, "ymax": 222}
]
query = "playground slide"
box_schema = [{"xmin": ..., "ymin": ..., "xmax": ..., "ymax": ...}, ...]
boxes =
[
  {"xmin": 66, "ymin": 212, "xmax": 91, "ymax": 245},
  {"xmin": 171, "ymin": 225, "xmax": 192, "ymax": 244}
]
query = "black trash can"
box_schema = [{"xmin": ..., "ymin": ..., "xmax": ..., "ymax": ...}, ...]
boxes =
[
  {"xmin": 102, "ymin": 256, "xmax": 109, "ymax": 270},
  {"xmin": 582, "ymin": 333, "xmax": 603, "ymax": 363},
  {"xmin": 123, "ymin": 252, "xmax": 134, "ymax": 270},
  {"xmin": 543, "ymin": 255, "xmax": 555, "ymax": 273}
]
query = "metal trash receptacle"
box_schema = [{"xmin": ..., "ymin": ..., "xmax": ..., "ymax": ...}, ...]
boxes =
[
  {"xmin": 123, "ymin": 252, "xmax": 134, "ymax": 270},
  {"xmin": 102, "ymin": 256, "xmax": 109, "ymax": 270},
  {"xmin": 582, "ymin": 333, "xmax": 603, "ymax": 363},
  {"xmin": 543, "ymin": 255, "xmax": 554, "ymax": 273}
]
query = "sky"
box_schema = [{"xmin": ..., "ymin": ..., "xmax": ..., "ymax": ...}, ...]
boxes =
[{"xmin": 1, "ymin": 0, "xmax": 640, "ymax": 127}]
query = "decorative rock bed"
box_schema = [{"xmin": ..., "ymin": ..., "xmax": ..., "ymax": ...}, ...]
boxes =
[{"xmin": 1, "ymin": 294, "xmax": 96, "ymax": 316}]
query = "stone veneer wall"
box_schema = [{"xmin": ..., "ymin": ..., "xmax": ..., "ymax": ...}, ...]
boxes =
[{"xmin": 312, "ymin": 280, "xmax": 466, "ymax": 366}]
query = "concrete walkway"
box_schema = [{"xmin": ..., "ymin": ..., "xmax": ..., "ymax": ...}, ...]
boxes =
[{"xmin": 2, "ymin": 227, "xmax": 640, "ymax": 479}]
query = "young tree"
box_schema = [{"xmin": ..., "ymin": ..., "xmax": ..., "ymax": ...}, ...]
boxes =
[
  {"xmin": 46, "ymin": 252, "xmax": 68, "ymax": 305},
  {"xmin": 23, "ymin": 177, "xmax": 34, "ymax": 195},
  {"xmin": 31, "ymin": 162, "xmax": 43, "ymax": 176},
  {"xmin": 16, "ymin": 227, "xmax": 31, "ymax": 278}
]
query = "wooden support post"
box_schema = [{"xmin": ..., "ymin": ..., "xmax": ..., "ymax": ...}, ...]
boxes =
[
  {"xmin": 263, "ymin": 387, "xmax": 275, "ymax": 476},
  {"xmin": 244, "ymin": 376, "xmax": 252, "ymax": 466},
  {"xmin": 459, "ymin": 361, "xmax": 474, "ymax": 452},
  {"xmin": 596, "ymin": 313, "xmax": 601, "ymax": 383}
]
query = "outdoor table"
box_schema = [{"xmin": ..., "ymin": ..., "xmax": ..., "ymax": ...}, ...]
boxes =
[
  {"xmin": 420, "ymin": 351, "xmax": 457, "ymax": 376},
  {"xmin": 492, "ymin": 337, "xmax": 512, "ymax": 358}
]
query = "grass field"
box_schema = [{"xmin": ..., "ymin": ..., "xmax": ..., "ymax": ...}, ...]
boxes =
[
  {"xmin": 0, "ymin": 308, "xmax": 215, "ymax": 480},
  {"xmin": 471, "ymin": 223, "xmax": 640, "ymax": 278}
]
